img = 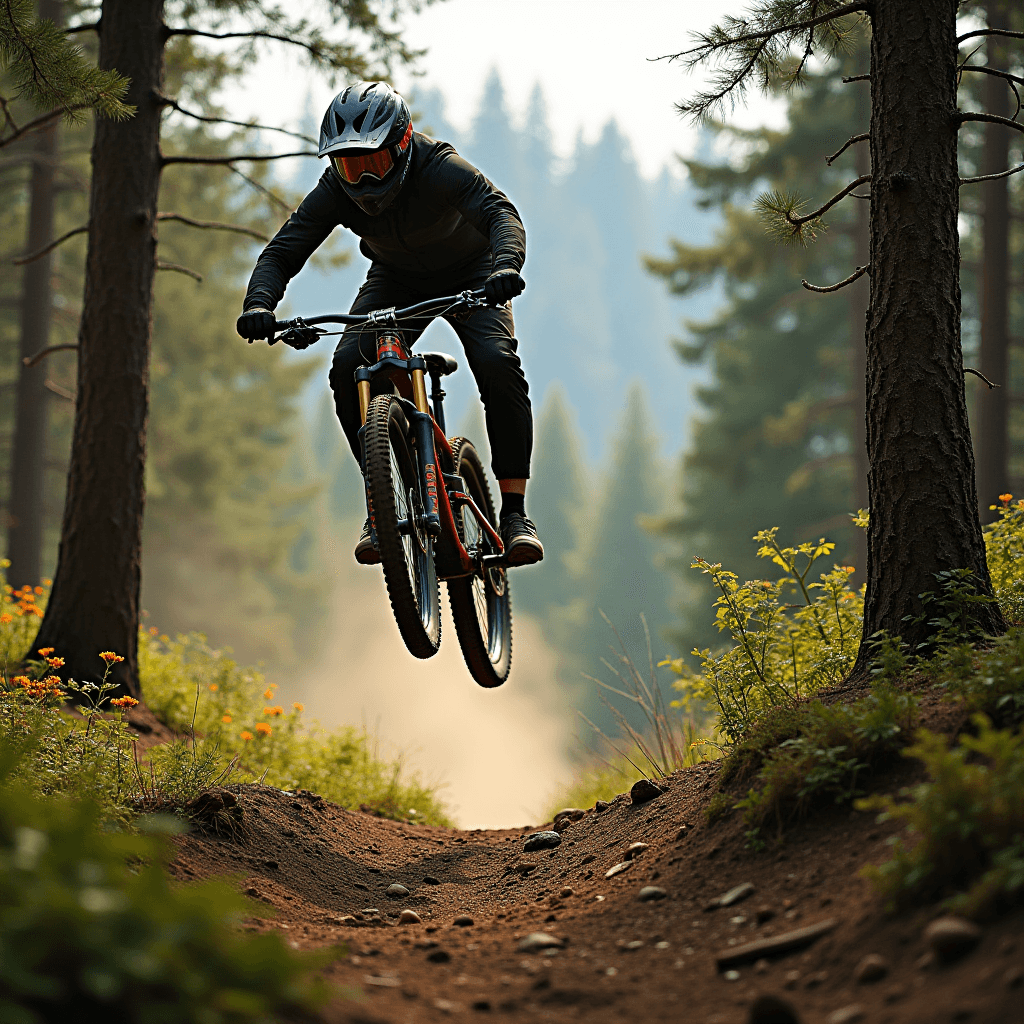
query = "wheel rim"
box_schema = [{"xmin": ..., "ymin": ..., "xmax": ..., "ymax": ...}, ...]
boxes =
[
  {"xmin": 460, "ymin": 499, "xmax": 505, "ymax": 663},
  {"xmin": 389, "ymin": 420, "xmax": 433, "ymax": 627}
]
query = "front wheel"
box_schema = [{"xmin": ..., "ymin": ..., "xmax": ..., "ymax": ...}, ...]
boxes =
[
  {"xmin": 364, "ymin": 395, "xmax": 441, "ymax": 658},
  {"xmin": 446, "ymin": 438, "xmax": 512, "ymax": 687}
]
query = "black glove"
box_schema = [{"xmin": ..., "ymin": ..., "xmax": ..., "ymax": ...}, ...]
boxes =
[
  {"xmin": 483, "ymin": 269, "xmax": 525, "ymax": 306},
  {"xmin": 236, "ymin": 307, "xmax": 277, "ymax": 342}
]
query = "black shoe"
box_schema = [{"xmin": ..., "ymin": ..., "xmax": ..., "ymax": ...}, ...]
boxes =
[
  {"xmin": 355, "ymin": 518, "xmax": 380, "ymax": 565},
  {"xmin": 500, "ymin": 513, "xmax": 544, "ymax": 566}
]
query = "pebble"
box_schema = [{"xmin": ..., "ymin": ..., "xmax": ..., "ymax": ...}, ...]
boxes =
[
  {"xmin": 554, "ymin": 807, "xmax": 586, "ymax": 824},
  {"xmin": 398, "ymin": 910, "xmax": 421, "ymax": 925},
  {"xmin": 625, "ymin": 940, "xmax": 644, "ymax": 951},
  {"xmin": 675, "ymin": 825, "xmax": 689, "ymax": 841},
  {"xmin": 518, "ymin": 932, "xmax": 564, "ymax": 952},
  {"xmin": 453, "ymin": 915, "xmax": 474, "ymax": 927},
  {"xmin": 625, "ymin": 842, "xmax": 649, "ymax": 860},
  {"xmin": 854, "ymin": 953, "xmax": 888, "ymax": 983},
  {"xmin": 605, "ymin": 861, "xmax": 632, "ymax": 879},
  {"xmin": 630, "ymin": 778, "xmax": 664, "ymax": 805},
  {"xmin": 559, "ymin": 886, "xmax": 574, "ymax": 898},
  {"xmin": 524, "ymin": 831, "xmax": 562, "ymax": 852},
  {"xmin": 706, "ymin": 882, "xmax": 755, "ymax": 911},
  {"xmin": 386, "ymin": 883, "xmax": 410, "ymax": 898},
  {"xmin": 925, "ymin": 916, "xmax": 982, "ymax": 964},
  {"xmin": 747, "ymin": 994, "xmax": 801, "ymax": 1024},
  {"xmin": 825, "ymin": 1006, "xmax": 865, "ymax": 1024},
  {"xmin": 638, "ymin": 885, "xmax": 667, "ymax": 902},
  {"xmin": 426, "ymin": 949, "xmax": 451, "ymax": 963},
  {"xmin": 361, "ymin": 908, "xmax": 381, "ymax": 915},
  {"xmin": 423, "ymin": 875, "xmax": 440, "ymax": 885},
  {"xmin": 594, "ymin": 799, "xmax": 611, "ymax": 812}
]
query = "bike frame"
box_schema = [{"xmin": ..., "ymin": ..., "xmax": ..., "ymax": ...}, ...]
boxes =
[{"xmin": 274, "ymin": 291, "xmax": 505, "ymax": 580}]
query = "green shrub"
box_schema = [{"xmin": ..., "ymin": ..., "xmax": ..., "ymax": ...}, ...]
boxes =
[
  {"xmin": 139, "ymin": 632, "xmax": 453, "ymax": 826},
  {"xmin": 933, "ymin": 627, "xmax": 1024, "ymax": 727},
  {"xmin": 665, "ymin": 528, "xmax": 862, "ymax": 744},
  {"xmin": 0, "ymin": 753, "xmax": 329, "ymax": 1024},
  {"xmin": 984, "ymin": 496, "xmax": 1024, "ymax": 625},
  {"xmin": 860, "ymin": 717, "xmax": 1024, "ymax": 916}
]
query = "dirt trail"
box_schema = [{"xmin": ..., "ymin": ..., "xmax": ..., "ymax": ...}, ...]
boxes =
[{"xmin": 172, "ymin": 701, "xmax": 1024, "ymax": 1024}]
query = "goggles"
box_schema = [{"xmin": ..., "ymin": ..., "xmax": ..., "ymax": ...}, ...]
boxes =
[{"xmin": 330, "ymin": 122, "xmax": 413, "ymax": 185}]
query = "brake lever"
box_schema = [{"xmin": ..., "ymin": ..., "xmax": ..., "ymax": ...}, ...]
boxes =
[{"xmin": 274, "ymin": 317, "xmax": 325, "ymax": 350}]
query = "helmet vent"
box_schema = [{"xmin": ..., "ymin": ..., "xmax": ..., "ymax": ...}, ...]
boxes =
[{"xmin": 352, "ymin": 110, "xmax": 367, "ymax": 132}]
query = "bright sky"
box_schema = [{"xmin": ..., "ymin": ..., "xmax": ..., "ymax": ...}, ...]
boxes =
[{"xmin": 226, "ymin": 0, "xmax": 785, "ymax": 179}]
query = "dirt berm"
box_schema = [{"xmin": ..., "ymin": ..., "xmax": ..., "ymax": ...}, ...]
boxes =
[{"xmin": 170, "ymin": 700, "xmax": 1024, "ymax": 1024}]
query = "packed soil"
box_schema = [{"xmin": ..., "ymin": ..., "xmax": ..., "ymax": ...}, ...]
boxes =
[{"xmin": 169, "ymin": 691, "xmax": 1024, "ymax": 1024}]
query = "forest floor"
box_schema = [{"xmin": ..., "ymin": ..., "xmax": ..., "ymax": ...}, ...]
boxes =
[{"xmin": 168, "ymin": 692, "xmax": 1024, "ymax": 1024}]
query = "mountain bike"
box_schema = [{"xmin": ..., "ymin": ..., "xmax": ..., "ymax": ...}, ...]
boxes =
[{"xmin": 272, "ymin": 289, "xmax": 512, "ymax": 688}]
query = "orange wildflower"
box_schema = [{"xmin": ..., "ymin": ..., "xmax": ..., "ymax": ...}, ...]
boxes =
[
  {"xmin": 99, "ymin": 652, "xmax": 124, "ymax": 664},
  {"xmin": 12, "ymin": 676, "xmax": 30, "ymax": 688},
  {"xmin": 255, "ymin": 722, "xmax": 272, "ymax": 736},
  {"xmin": 46, "ymin": 657, "xmax": 64, "ymax": 669},
  {"xmin": 240, "ymin": 730, "xmax": 253, "ymax": 742},
  {"xmin": 42, "ymin": 579, "xmax": 51, "ymax": 587},
  {"xmin": 263, "ymin": 687, "xmax": 276, "ymax": 700},
  {"xmin": 149, "ymin": 626, "xmax": 159, "ymax": 636},
  {"xmin": 37, "ymin": 648, "xmax": 54, "ymax": 657},
  {"xmin": 209, "ymin": 683, "xmax": 219, "ymax": 692},
  {"xmin": 292, "ymin": 702, "xmax": 304, "ymax": 713},
  {"xmin": 0, "ymin": 614, "xmax": 11, "ymax": 625},
  {"xmin": 222, "ymin": 714, "xmax": 233, "ymax": 724},
  {"xmin": 263, "ymin": 706, "xmax": 283, "ymax": 717},
  {"xmin": 841, "ymin": 566, "xmax": 855, "ymax": 574},
  {"xmin": 33, "ymin": 586, "xmax": 42, "ymax": 596},
  {"xmin": 110, "ymin": 696, "xmax": 139, "ymax": 708},
  {"xmin": 1000, "ymin": 493, "xmax": 1013, "ymax": 505}
]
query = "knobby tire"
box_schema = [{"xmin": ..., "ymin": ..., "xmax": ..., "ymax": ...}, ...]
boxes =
[
  {"xmin": 447, "ymin": 438, "xmax": 513, "ymax": 687},
  {"xmin": 364, "ymin": 395, "xmax": 441, "ymax": 658}
]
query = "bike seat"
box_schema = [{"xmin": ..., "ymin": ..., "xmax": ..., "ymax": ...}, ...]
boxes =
[{"xmin": 421, "ymin": 351, "xmax": 458, "ymax": 377}]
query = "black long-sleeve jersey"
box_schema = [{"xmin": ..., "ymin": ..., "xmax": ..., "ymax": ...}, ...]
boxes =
[{"xmin": 242, "ymin": 133, "xmax": 526, "ymax": 311}]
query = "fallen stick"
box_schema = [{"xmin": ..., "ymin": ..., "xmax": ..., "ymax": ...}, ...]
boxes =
[{"xmin": 715, "ymin": 918, "xmax": 839, "ymax": 971}]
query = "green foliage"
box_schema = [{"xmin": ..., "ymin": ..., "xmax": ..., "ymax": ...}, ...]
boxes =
[
  {"xmin": 983, "ymin": 497, "xmax": 1024, "ymax": 625},
  {"xmin": 0, "ymin": 0, "xmax": 132, "ymax": 144},
  {"xmin": 932, "ymin": 627, "xmax": 1024, "ymax": 729},
  {"xmin": 666, "ymin": 527, "xmax": 862, "ymax": 744},
  {"xmin": 860, "ymin": 717, "xmax": 1024, "ymax": 916},
  {"xmin": 139, "ymin": 631, "xmax": 453, "ymax": 826},
  {"xmin": 0, "ymin": 756, "xmax": 329, "ymax": 1023},
  {"xmin": 729, "ymin": 683, "xmax": 917, "ymax": 844}
]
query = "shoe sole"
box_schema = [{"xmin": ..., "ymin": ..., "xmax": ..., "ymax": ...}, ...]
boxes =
[
  {"xmin": 355, "ymin": 543, "xmax": 381, "ymax": 566},
  {"xmin": 504, "ymin": 540, "xmax": 544, "ymax": 567}
]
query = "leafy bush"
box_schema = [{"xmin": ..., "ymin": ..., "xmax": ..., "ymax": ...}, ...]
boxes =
[
  {"xmin": 932, "ymin": 627, "xmax": 1024, "ymax": 727},
  {"xmin": 139, "ymin": 631, "xmax": 452, "ymax": 826},
  {"xmin": 665, "ymin": 528, "xmax": 862, "ymax": 744},
  {"xmin": 0, "ymin": 753, "xmax": 329, "ymax": 1024},
  {"xmin": 984, "ymin": 495, "xmax": 1024, "ymax": 625},
  {"xmin": 860, "ymin": 717, "xmax": 1024, "ymax": 916},
  {"xmin": 725, "ymin": 683, "xmax": 918, "ymax": 844}
]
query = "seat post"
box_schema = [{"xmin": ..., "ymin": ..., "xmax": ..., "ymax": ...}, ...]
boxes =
[{"xmin": 429, "ymin": 371, "xmax": 447, "ymax": 435}]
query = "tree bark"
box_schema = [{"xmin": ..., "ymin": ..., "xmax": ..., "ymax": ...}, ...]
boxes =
[
  {"xmin": 976, "ymin": 0, "xmax": 1011, "ymax": 522},
  {"xmin": 6, "ymin": 0, "xmax": 62, "ymax": 590},
  {"xmin": 849, "ymin": 80, "xmax": 870, "ymax": 579},
  {"xmin": 854, "ymin": 0, "xmax": 1005, "ymax": 670},
  {"xmin": 32, "ymin": 0, "xmax": 165, "ymax": 695}
]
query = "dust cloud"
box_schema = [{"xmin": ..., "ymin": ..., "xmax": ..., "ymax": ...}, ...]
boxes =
[{"xmin": 292, "ymin": 541, "xmax": 575, "ymax": 829}]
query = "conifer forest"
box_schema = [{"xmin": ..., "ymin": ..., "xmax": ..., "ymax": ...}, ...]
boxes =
[{"xmin": 2, "ymin": 3, "xmax": 1024, "ymax": 1023}]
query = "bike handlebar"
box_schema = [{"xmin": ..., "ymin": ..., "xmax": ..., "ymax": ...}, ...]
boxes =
[{"xmin": 272, "ymin": 287, "xmax": 488, "ymax": 336}]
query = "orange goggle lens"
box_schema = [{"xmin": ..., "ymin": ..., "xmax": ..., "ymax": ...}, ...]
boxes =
[{"xmin": 329, "ymin": 123, "xmax": 413, "ymax": 186}]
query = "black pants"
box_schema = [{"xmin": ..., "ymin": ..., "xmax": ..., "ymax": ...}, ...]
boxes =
[{"xmin": 329, "ymin": 264, "xmax": 533, "ymax": 480}]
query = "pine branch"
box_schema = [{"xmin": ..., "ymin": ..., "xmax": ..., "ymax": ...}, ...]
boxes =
[
  {"xmin": 156, "ymin": 261, "xmax": 202, "ymax": 282},
  {"xmin": 960, "ymin": 163, "xmax": 1024, "ymax": 186},
  {"xmin": 44, "ymin": 379, "xmax": 74, "ymax": 401},
  {"xmin": 228, "ymin": 166, "xmax": 293, "ymax": 214},
  {"xmin": 659, "ymin": 1, "xmax": 870, "ymax": 121},
  {"xmin": 842, "ymin": 74, "xmax": 869, "ymax": 83},
  {"xmin": 160, "ymin": 150, "xmax": 317, "ymax": 167},
  {"xmin": 802, "ymin": 263, "xmax": 870, "ymax": 292},
  {"xmin": 155, "ymin": 92, "xmax": 316, "ymax": 145},
  {"xmin": 958, "ymin": 28, "xmax": 1024, "ymax": 45},
  {"xmin": 165, "ymin": 27, "xmax": 333, "ymax": 64},
  {"xmin": 156, "ymin": 212, "xmax": 269, "ymax": 242},
  {"xmin": 12, "ymin": 224, "xmax": 87, "ymax": 265},
  {"xmin": 23, "ymin": 344, "xmax": 77, "ymax": 368},
  {"xmin": 0, "ymin": 102, "xmax": 90, "ymax": 150},
  {"xmin": 958, "ymin": 112, "xmax": 1024, "ymax": 137},
  {"xmin": 964, "ymin": 368, "xmax": 999, "ymax": 389},
  {"xmin": 757, "ymin": 174, "xmax": 871, "ymax": 243},
  {"xmin": 825, "ymin": 132, "xmax": 868, "ymax": 166},
  {"xmin": 959, "ymin": 66, "xmax": 1022, "ymax": 120}
]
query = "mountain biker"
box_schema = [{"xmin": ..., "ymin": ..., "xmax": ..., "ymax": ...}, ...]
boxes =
[{"xmin": 236, "ymin": 82, "xmax": 543, "ymax": 568}]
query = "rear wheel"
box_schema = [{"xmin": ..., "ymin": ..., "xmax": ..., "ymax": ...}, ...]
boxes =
[
  {"xmin": 447, "ymin": 438, "xmax": 512, "ymax": 687},
  {"xmin": 364, "ymin": 395, "xmax": 441, "ymax": 658}
]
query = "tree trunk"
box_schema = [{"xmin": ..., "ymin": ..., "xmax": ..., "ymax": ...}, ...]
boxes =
[
  {"xmin": 854, "ymin": 0, "xmax": 1005, "ymax": 671},
  {"xmin": 33, "ymin": 0, "xmax": 165, "ymax": 695},
  {"xmin": 849, "ymin": 84, "xmax": 870, "ymax": 579},
  {"xmin": 6, "ymin": 0, "xmax": 62, "ymax": 591},
  {"xmin": 976, "ymin": 0, "xmax": 1011, "ymax": 522}
]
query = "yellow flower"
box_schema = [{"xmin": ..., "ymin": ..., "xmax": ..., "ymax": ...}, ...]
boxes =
[
  {"xmin": 38, "ymin": 648, "xmax": 54, "ymax": 657},
  {"xmin": 255, "ymin": 722, "xmax": 272, "ymax": 736},
  {"xmin": 110, "ymin": 696, "xmax": 139, "ymax": 708},
  {"xmin": 222, "ymin": 714, "xmax": 232, "ymax": 724},
  {"xmin": 208, "ymin": 683, "xmax": 219, "ymax": 692},
  {"xmin": 240, "ymin": 730, "xmax": 253, "ymax": 742},
  {"xmin": 292, "ymin": 702, "xmax": 304, "ymax": 713},
  {"xmin": 12, "ymin": 676, "xmax": 30, "ymax": 688},
  {"xmin": 99, "ymin": 651, "xmax": 124, "ymax": 664},
  {"xmin": 46, "ymin": 657, "xmax": 64, "ymax": 669}
]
